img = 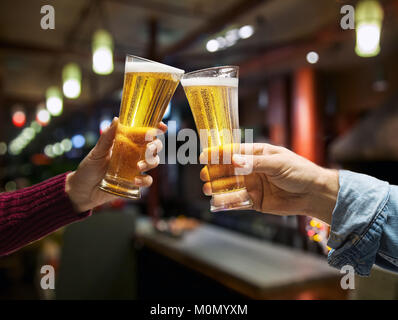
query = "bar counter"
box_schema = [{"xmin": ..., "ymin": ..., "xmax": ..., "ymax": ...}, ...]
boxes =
[{"xmin": 134, "ymin": 217, "xmax": 347, "ymax": 299}]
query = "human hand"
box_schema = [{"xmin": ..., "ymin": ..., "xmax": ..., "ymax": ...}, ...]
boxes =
[
  {"xmin": 200, "ymin": 143, "xmax": 339, "ymax": 224},
  {"xmin": 66, "ymin": 118, "xmax": 167, "ymax": 212}
]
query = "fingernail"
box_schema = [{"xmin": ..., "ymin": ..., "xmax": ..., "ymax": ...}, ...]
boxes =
[
  {"xmin": 111, "ymin": 117, "xmax": 118, "ymax": 126},
  {"xmin": 137, "ymin": 161, "xmax": 146, "ymax": 171},
  {"xmin": 233, "ymin": 155, "xmax": 246, "ymax": 166},
  {"xmin": 135, "ymin": 177, "xmax": 142, "ymax": 185}
]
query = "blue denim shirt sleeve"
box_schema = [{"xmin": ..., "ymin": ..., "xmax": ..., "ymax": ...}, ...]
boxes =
[{"xmin": 327, "ymin": 170, "xmax": 398, "ymax": 276}]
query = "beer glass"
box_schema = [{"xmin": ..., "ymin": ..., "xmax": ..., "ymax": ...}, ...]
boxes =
[
  {"xmin": 100, "ymin": 55, "xmax": 184, "ymax": 199},
  {"xmin": 181, "ymin": 66, "xmax": 253, "ymax": 212}
]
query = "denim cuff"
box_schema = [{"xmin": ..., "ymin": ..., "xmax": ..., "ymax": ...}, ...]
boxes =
[{"xmin": 327, "ymin": 170, "xmax": 390, "ymax": 276}]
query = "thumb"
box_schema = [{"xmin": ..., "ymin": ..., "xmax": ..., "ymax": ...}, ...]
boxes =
[
  {"xmin": 89, "ymin": 117, "xmax": 118, "ymax": 160},
  {"xmin": 232, "ymin": 154, "xmax": 283, "ymax": 176}
]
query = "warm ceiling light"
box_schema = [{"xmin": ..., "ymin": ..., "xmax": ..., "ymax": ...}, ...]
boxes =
[
  {"xmin": 62, "ymin": 63, "xmax": 82, "ymax": 99},
  {"xmin": 46, "ymin": 87, "xmax": 63, "ymax": 116},
  {"xmin": 355, "ymin": 0, "xmax": 384, "ymax": 57},
  {"xmin": 92, "ymin": 29, "xmax": 114, "ymax": 75}
]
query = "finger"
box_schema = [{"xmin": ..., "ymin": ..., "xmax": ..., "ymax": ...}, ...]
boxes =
[
  {"xmin": 198, "ymin": 143, "xmax": 280, "ymax": 165},
  {"xmin": 232, "ymin": 154, "xmax": 250, "ymax": 168},
  {"xmin": 144, "ymin": 128, "xmax": 164, "ymax": 142},
  {"xmin": 138, "ymin": 155, "xmax": 160, "ymax": 171},
  {"xmin": 157, "ymin": 122, "xmax": 168, "ymax": 133},
  {"xmin": 237, "ymin": 143, "xmax": 280, "ymax": 156},
  {"xmin": 199, "ymin": 144, "xmax": 236, "ymax": 165},
  {"xmin": 134, "ymin": 174, "xmax": 153, "ymax": 187},
  {"xmin": 144, "ymin": 139, "xmax": 162, "ymax": 166},
  {"xmin": 232, "ymin": 154, "xmax": 283, "ymax": 176},
  {"xmin": 200, "ymin": 166, "xmax": 210, "ymax": 182},
  {"xmin": 148, "ymin": 138, "xmax": 163, "ymax": 154},
  {"xmin": 198, "ymin": 144, "xmax": 266, "ymax": 164},
  {"xmin": 202, "ymin": 182, "xmax": 212, "ymax": 196},
  {"xmin": 89, "ymin": 117, "xmax": 118, "ymax": 160}
]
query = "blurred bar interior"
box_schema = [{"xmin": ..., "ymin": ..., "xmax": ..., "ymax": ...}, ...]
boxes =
[{"xmin": 1, "ymin": 0, "xmax": 398, "ymax": 299}]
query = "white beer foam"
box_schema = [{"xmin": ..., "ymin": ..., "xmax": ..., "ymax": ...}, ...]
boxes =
[
  {"xmin": 125, "ymin": 61, "xmax": 184, "ymax": 74},
  {"xmin": 180, "ymin": 77, "xmax": 238, "ymax": 87}
]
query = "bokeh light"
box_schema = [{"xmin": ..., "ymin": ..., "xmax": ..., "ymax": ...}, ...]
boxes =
[
  {"xmin": 72, "ymin": 134, "xmax": 86, "ymax": 148},
  {"xmin": 100, "ymin": 119, "xmax": 112, "ymax": 134},
  {"xmin": 37, "ymin": 108, "xmax": 51, "ymax": 126},
  {"xmin": 61, "ymin": 138, "xmax": 73, "ymax": 152},
  {"xmin": 46, "ymin": 87, "xmax": 63, "ymax": 116},
  {"xmin": 239, "ymin": 25, "xmax": 254, "ymax": 39},
  {"xmin": 306, "ymin": 51, "xmax": 319, "ymax": 64},
  {"xmin": 12, "ymin": 110, "xmax": 26, "ymax": 128}
]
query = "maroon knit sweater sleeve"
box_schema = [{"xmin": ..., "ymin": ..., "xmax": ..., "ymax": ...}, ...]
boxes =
[{"xmin": 0, "ymin": 172, "xmax": 91, "ymax": 256}]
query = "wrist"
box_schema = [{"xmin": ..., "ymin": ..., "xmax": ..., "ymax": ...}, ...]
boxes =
[
  {"xmin": 65, "ymin": 171, "xmax": 90, "ymax": 213},
  {"xmin": 305, "ymin": 168, "xmax": 339, "ymax": 224}
]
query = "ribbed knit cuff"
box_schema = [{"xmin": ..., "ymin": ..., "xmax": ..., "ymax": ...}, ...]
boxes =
[{"xmin": 0, "ymin": 172, "xmax": 92, "ymax": 256}]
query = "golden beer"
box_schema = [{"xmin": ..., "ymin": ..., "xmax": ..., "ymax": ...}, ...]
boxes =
[
  {"xmin": 100, "ymin": 56, "xmax": 184, "ymax": 199},
  {"xmin": 181, "ymin": 67, "xmax": 253, "ymax": 211}
]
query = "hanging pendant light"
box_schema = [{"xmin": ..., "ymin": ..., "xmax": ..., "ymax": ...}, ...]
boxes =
[
  {"xmin": 62, "ymin": 63, "xmax": 82, "ymax": 99},
  {"xmin": 92, "ymin": 29, "xmax": 114, "ymax": 75},
  {"xmin": 46, "ymin": 86, "xmax": 63, "ymax": 116},
  {"xmin": 355, "ymin": 0, "xmax": 384, "ymax": 57},
  {"xmin": 36, "ymin": 107, "xmax": 51, "ymax": 126}
]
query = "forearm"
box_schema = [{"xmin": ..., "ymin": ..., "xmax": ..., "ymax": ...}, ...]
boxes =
[
  {"xmin": 0, "ymin": 172, "xmax": 91, "ymax": 256},
  {"xmin": 303, "ymin": 168, "xmax": 339, "ymax": 225}
]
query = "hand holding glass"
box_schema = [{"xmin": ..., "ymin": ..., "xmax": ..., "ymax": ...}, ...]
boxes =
[
  {"xmin": 181, "ymin": 66, "xmax": 253, "ymax": 212},
  {"xmin": 100, "ymin": 55, "xmax": 184, "ymax": 199}
]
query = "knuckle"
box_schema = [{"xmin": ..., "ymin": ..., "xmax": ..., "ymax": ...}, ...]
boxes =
[
  {"xmin": 253, "ymin": 157, "xmax": 262, "ymax": 170},
  {"xmin": 275, "ymin": 145, "xmax": 287, "ymax": 153}
]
